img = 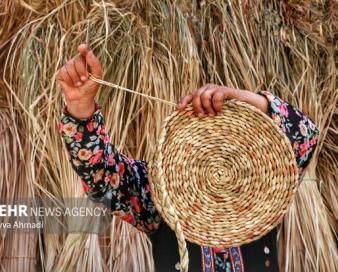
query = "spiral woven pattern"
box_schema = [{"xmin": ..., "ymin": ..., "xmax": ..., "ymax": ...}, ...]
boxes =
[{"xmin": 149, "ymin": 100, "xmax": 298, "ymax": 252}]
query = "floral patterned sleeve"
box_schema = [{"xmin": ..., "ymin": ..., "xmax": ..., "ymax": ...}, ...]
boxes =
[
  {"xmin": 57, "ymin": 103, "xmax": 161, "ymax": 233},
  {"xmin": 258, "ymin": 91, "xmax": 319, "ymax": 179}
]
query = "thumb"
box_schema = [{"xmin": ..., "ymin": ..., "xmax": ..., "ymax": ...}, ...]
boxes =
[{"xmin": 77, "ymin": 44, "xmax": 102, "ymax": 78}]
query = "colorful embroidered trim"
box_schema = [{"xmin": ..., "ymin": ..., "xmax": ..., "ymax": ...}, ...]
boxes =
[
  {"xmin": 201, "ymin": 246, "xmax": 215, "ymax": 272},
  {"xmin": 229, "ymin": 247, "xmax": 244, "ymax": 272},
  {"xmin": 201, "ymin": 246, "xmax": 245, "ymax": 272}
]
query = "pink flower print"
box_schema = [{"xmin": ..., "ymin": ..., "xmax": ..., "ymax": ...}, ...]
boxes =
[
  {"xmin": 93, "ymin": 169, "xmax": 104, "ymax": 183},
  {"xmin": 119, "ymin": 162, "xmax": 125, "ymax": 176},
  {"xmin": 110, "ymin": 173, "xmax": 120, "ymax": 189},
  {"xmin": 299, "ymin": 140, "xmax": 310, "ymax": 157},
  {"xmin": 63, "ymin": 123, "xmax": 78, "ymax": 137},
  {"xmin": 103, "ymin": 135, "xmax": 109, "ymax": 144},
  {"xmin": 86, "ymin": 121, "xmax": 95, "ymax": 132},
  {"xmin": 280, "ymin": 103, "xmax": 289, "ymax": 118},
  {"xmin": 130, "ymin": 196, "xmax": 142, "ymax": 213},
  {"xmin": 57, "ymin": 121, "xmax": 64, "ymax": 133},
  {"xmin": 89, "ymin": 150, "xmax": 103, "ymax": 165},
  {"xmin": 299, "ymin": 121, "xmax": 308, "ymax": 136},
  {"xmin": 80, "ymin": 178, "xmax": 92, "ymax": 193},
  {"xmin": 104, "ymin": 174, "xmax": 112, "ymax": 184},
  {"xmin": 78, "ymin": 149, "xmax": 92, "ymax": 161},
  {"xmin": 309, "ymin": 119, "xmax": 316, "ymax": 131},
  {"xmin": 74, "ymin": 132, "xmax": 83, "ymax": 142},
  {"xmin": 97, "ymin": 126, "xmax": 105, "ymax": 135},
  {"xmin": 107, "ymin": 154, "xmax": 115, "ymax": 166}
]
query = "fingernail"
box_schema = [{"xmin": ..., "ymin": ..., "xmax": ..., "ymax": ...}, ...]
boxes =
[
  {"xmin": 80, "ymin": 76, "xmax": 87, "ymax": 81},
  {"xmin": 76, "ymin": 82, "xmax": 82, "ymax": 86},
  {"xmin": 208, "ymin": 113, "xmax": 215, "ymax": 117},
  {"xmin": 197, "ymin": 113, "xmax": 204, "ymax": 117}
]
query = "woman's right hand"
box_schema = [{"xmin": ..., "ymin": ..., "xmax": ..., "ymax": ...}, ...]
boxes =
[{"xmin": 56, "ymin": 44, "xmax": 102, "ymax": 119}]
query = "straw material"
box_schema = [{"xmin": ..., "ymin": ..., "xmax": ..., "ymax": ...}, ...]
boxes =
[
  {"xmin": 1, "ymin": 0, "xmax": 337, "ymax": 271},
  {"xmin": 150, "ymin": 100, "xmax": 299, "ymax": 271}
]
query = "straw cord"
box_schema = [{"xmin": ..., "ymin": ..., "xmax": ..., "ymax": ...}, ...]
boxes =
[
  {"xmin": 89, "ymin": 74, "xmax": 177, "ymax": 107},
  {"xmin": 3, "ymin": 256, "xmax": 36, "ymax": 259},
  {"xmin": 302, "ymin": 177, "xmax": 319, "ymax": 182},
  {"xmin": 150, "ymin": 123, "xmax": 190, "ymax": 272}
]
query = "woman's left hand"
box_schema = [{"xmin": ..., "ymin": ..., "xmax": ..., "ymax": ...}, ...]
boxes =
[{"xmin": 177, "ymin": 84, "xmax": 268, "ymax": 116}]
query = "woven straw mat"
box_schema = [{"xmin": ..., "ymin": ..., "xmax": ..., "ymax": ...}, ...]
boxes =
[{"xmin": 149, "ymin": 100, "xmax": 298, "ymax": 249}]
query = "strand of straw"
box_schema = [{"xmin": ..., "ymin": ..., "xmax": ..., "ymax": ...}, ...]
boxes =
[
  {"xmin": 3, "ymin": 256, "xmax": 36, "ymax": 259},
  {"xmin": 89, "ymin": 74, "xmax": 177, "ymax": 107},
  {"xmin": 302, "ymin": 178, "xmax": 319, "ymax": 182}
]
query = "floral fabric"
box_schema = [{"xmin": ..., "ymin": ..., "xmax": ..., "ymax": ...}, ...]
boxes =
[
  {"xmin": 57, "ymin": 103, "xmax": 161, "ymax": 233},
  {"xmin": 259, "ymin": 91, "xmax": 319, "ymax": 178},
  {"xmin": 58, "ymin": 91, "xmax": 319, "ymax": 272}
]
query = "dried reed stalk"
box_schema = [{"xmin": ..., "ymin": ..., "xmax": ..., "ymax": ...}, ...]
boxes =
[{"xmin": 0, "ymin": 109, "xmax": 38, "ymax": 271}]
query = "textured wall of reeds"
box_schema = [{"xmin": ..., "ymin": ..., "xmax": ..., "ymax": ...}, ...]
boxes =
[{"xmin": 0, "ymin": 0, "xmax": 337, "ymax": 271}]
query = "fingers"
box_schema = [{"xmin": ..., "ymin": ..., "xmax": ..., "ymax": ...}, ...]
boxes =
[
  {"xmin": 57, "ymin": 56, "xmax": 87, "ymax": 88},
  {"xmin": 56, "ymin": 66, "xmax": 73, "ymax": 87},
  {"xmin": 201, "ymin": 89, "xmax": 216, "ymax": 116},
  {"xmin": 192, "ymin": 86, "xmax": 209, "ymax": 117},
  {"xmin": 212, "ymin": 90, "xmax": 225, "ymax": 113},
  {"xmin": 77, "ymin": 44, "xmax": 102, "ymax": 78},
  {"xmin": 56, "ymin": 44, "xmax": 102, "ymax": 99},
  {"xmin": 74, "ymin": 55, "xmax": 89, "ymax": 82},
  {"xmin": 177, "ymin": 94, "xmax": 193, "ymax": 110},
  {"xmin": 177, "ymin": 84, "xmax": 227, "ymax": 116},
  {"xmin": 65, "ymin": 59, "xmax": 82, "ymax": 87},
  {"xmin": 78, "ymin": 43, "xmax": 89, "ymax": 56}
]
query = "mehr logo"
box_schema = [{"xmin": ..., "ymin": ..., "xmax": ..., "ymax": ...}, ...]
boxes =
[{"xmin": 0, "ymin": 205, "xmax": 28, "ymax": 216}]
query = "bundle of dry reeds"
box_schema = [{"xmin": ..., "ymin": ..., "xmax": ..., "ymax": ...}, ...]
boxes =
[{"xmin": 0, "ymin": 0, "xmax": 337, "ymax": 271}]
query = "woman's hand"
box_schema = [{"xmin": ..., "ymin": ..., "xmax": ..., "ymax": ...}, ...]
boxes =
[
  {"xmin": 57, "ymin": 44, "xmax": 102, "ymax": 119},
  {"xmin": 177, "ymin": 84, "xmax": 268, "ymax": 116}
]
